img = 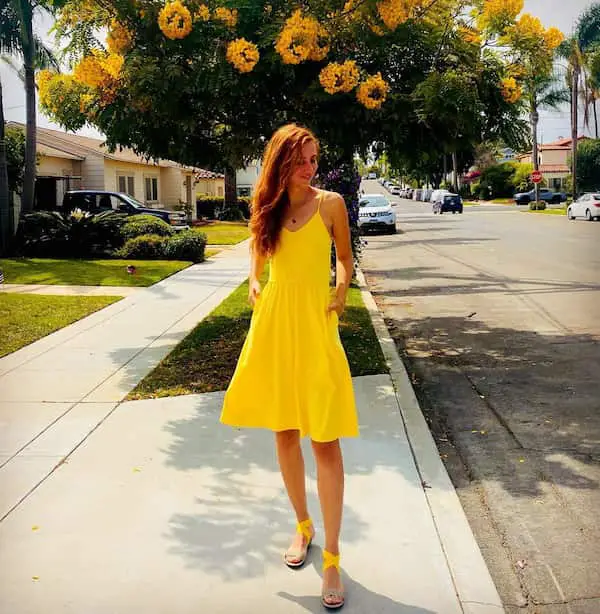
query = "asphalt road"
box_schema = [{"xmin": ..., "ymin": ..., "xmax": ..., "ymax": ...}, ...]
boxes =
[{"xmin": 359, "ymin": 181, "xmax": 600, "ymax": 613}]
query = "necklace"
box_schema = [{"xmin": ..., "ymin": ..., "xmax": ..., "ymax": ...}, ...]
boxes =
[{"xmin": 290, "ymin": 190, "xmax": 311, "ymax": 225}]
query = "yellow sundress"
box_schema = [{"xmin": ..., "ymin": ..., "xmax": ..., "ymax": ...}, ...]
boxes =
[{"xmin": 220, "ymin": 191, "xmax": 359, "ymax": 442}]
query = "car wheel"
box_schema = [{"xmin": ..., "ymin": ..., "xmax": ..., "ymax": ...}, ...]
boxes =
[
  {"xmin": 389, "ymin": 226, "xmax": 397, "ymax": 235},
  {"xmin": 567, "ymin": 208, "xmax": 574, "ymax": 220},
  {"xmin": 458, "ymin": 208, "xmax": 463, "ymax": 214},
  {"xmin": 586, "ymin": 209, "xmax": 593, "ymax": 221},
  {"xmin": 552, "ymin": 196, "xmax": 561, "ymax": 204}
]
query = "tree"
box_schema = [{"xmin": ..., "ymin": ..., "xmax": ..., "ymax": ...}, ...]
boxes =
[
  {"xmin": 558, "ymin": 2, "xmax": 600, "ymax": 197},
  {"xmin": 576, "ymin": 139, "xmax": 600, "ymax": 191},
  {"xmin": 0, "ymin": 0, "xmax": 62, "ymax": 228},
  {"xmin": 39, "ymin": 0, "xmax": 535, "ymax": 211}
]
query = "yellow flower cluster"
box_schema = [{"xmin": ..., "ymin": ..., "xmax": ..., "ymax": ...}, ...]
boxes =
[
  {"xmin": 194, "ymin": 4, "xmax": 210, "ymax": 21},
  {"xmin": 158, "ymin": 1, "xmax": 193, "ymax": 40},
  {"xmin": 377, "ymin": 0, "xmax": 410, "ymax": 31},
  {"xmin": 544, "ymin": 26, "xmax": 564, "ymax": 50},
  {"xmin": 513, "ymin": 12, "xmax": 544, "ymax": 38},
  {"xmin": 319, "ymin": 61, "xmax": 360, "ymax": 94},
  {"xmin": 214, "ymin": 7, "xmax": 238, "ymax": 28},
  {"xmin": 477, "ymin": 0, "xmax": 524, "ymax": 32},
  {"xmin": 500, "ymin": 76, "xmax": 522, "ymax": 103},
  {"xmin": 106, "ymin": 19, "xmax": 133, "ymax": 54},
  {"xmin": 37, "ymin": 70, "xmax": 55, "ymax": 109},
  {"xmin": 37, "ymin": 71, "xmax": 92, "ymax": 117},
  {"xmin": 459, "ymin": 25, "xmax": 482, "ymax": 45},
  {"xmin": 356, "ymin": 72, "xmax": 389, "ymax": 109},
  {"xmin": 275, "ymin": 10, "xmax": 330, "ymax": 64},
  {"xmin": 73, "ymin": 51, "xmax": 123, "ymax": 89},
  {"xmin": 226, "ymin": 38, "xmax": 260, "ymax": 73}
]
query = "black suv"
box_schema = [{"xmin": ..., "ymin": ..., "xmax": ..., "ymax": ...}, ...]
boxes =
[
  {"xmin": 62, "ymin": 191, "xmax": 189, "ymax": 229},
  {"xmin": 433, "ymin": 193, "xmax": 463, "ymax": 214}
]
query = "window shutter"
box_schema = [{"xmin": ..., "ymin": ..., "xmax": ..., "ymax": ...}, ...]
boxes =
[{"xmin": 127, "ymin": 176, "xmax": 135, "ymax": 196}]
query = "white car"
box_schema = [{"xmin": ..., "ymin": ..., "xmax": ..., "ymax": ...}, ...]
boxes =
[
  {"xmin": 358, "ymin": 194, "xmax": 397, "ymax": 234},
  {"xmin": 567, "ymin": 193, "xmax": 600, "ymax": 221},
  {"xmin": 390, "ymin": 185, "xmax": 401, "ymax": 196},
  {"xmin": 367, "ymin": 172, "xmax": 377, "ymax": 179}
]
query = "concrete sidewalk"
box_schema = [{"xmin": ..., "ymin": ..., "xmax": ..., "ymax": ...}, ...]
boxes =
[
  {"xmin": 0, "ymin": 243, "xmax": 503, "ymax": 613},
  {"xmin": 0, "ymin": 242, "xmax": 250, "ymax": 520}
]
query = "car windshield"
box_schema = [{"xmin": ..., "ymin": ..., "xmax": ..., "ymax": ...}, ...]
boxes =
[
  {"xmin": 120, "ymin": 194, "xmax": 145, "ymax": 208},
  {"xmin": 360, "ymin": 197, "xmax": 387, "ymax": 208}
]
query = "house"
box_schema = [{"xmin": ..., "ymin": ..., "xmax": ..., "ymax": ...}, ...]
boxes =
[
  {"xmin": 236, "ymin": 160, "xmax": 262, "ymax": 197},
  {"xmin": 9, "ymin": 122, "xmax": 223, "ymax": 220},
  {"xmin": 195, "ymin": 168, "xmax": 225, "ymax": 198},
  {"xmin": 516, "ymin": 136, "xmax": 589, "ymax": 190}
]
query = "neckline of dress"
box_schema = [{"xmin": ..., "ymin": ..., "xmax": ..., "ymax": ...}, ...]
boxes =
[{"xmin": 282, "ymin": 192, "xmax": 323, "ymax": 234}]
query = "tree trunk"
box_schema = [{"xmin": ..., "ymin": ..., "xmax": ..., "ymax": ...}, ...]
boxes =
[
  {"xmin": 531, "ymin": 104, "xmax": 540, "ymax": 203},
  {"xmin": 593, "ymin": 97, "xmax": 598, "ymax": 139},
  {"xmin": 451, "ymin": 151, "xmax": 458, "ymax": 192},
  {"xmin": 0, "ymin": 77, "xmax": 11, "ymax": 255},
  {"xmin": 20, "ymin": 3, "xmax": 36, "ymax": 214},
  {"xmin": 224, "ymin": 166, "xmax": 237, "ymax": 207},
  {"xmin": 443, "ymin": 154, "xmax": 448, "ymax": 183},
  {"xmin": 571, "ymin": 69, "xmax": 579, "ymax": 199}
]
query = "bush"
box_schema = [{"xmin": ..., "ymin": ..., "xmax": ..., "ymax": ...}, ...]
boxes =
[
  {"xmin": 120, "ymin": 214, "xmax": 174, "ymax": 241},
  {"xmin": 14, "ymin": 209, "xmax": 127, "ymax": 257},
  {"xmin": 164, "ymin": 230, "xmax": 207, "ymax": 262},
  {"xmin": 529, "ymin": 201, "xmax": 547, "ymax": 211},
  {"xmin": 196, "ymin": 196, "xmax": 251, "ymax": 220},
  {"xmin": 511, "ymin": 162, "xmax": 534, "ymax": 193},
  {"xmin": 479, "ymin": 162, "xmax": 518, "ymax": 199},
  {"xmin": 115, "ymin": 234, "xmax": 168, "ymax": 259}
]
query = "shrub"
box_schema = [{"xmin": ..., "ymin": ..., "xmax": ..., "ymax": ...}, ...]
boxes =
[
  {"xmin": 196, "ymin": 196, "xmax": 251, "ymax": 220},
  {"xmin": 164, "ymin": 230, "xmax": 207, "ymax": 262},
  {"xmin": 14, "ymin": 209, "xmax": 127, "ymax": 257},
  {"xmin": 529, "ymin": 201, "xmax": 547, "ymax": 211},
  {"xmin": 511, "ymin": 162, "xmax": 534, "ymax": 193},
  {"xmin": 115, "ymin": 234, "xmax": 168, "ymax": 259},
  {"xmin": 479, "ymin": 162, "xmax": 518, "ymax": 199},
  {"xmin": 120, "ymin": 214, "xmax": 174, "ymax": 241},
  {"xmin": 216, "ymin": 205, "xmax": 246, "ymax": 221}
]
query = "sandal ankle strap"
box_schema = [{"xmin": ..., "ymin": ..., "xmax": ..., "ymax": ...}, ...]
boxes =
[
  {"xmin": 296, "ymin": 518, "xmax": 313, "ymax": 540},
  {"xmin": 323, "ymin": 549, "xmax": 340, "ymax": 571}
]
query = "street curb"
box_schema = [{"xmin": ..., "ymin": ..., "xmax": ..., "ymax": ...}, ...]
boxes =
[{"xmin": 355, "ymin": 267, "xmax": 505, "ymax": 614}]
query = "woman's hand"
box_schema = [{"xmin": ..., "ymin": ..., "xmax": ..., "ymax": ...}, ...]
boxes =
[
  {"xmin": 326, "ymin": 296, "xmax": 345, "ymax": 317},
  {"xmin": 248, "ymin": 279, "xmax": 261, "ymax": 307}
]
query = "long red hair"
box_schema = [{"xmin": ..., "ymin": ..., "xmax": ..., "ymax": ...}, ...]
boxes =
[{"xmin": 250, "ymin": 124, "xmax": 319, "ymax": 256}]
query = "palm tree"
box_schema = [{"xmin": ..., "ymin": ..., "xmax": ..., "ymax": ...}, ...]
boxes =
[
  {"xmin": 0, "ymin": 0, "xmax": 59, "ymax": 253},
  {"xmin": 558, "ymin": 2, "xmax": 600, "ymax": 198},
  {"xmin": 0, "ymin": 1, "xmax": 60, "ymax": 217},
  {"xmin": 524, "ymin": 73, "xmax": 569, "ymax": 199}
]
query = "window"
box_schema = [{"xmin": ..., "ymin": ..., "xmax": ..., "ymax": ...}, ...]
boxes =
[
  {"xmin": 117, "ymin": 174, "xmax": 135, "ymax": 196},
  {"xmin": 145, "ymin": 176, "xmax": 159, "ymax": 202},
  {"xmin": 217, "ymin": 186, "xmax": 224, "ymax": 197}
]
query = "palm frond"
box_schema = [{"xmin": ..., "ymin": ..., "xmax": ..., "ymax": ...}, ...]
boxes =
[{"xmin": 577, "ymin": 3, "xmax": 600, "ymax": 51}]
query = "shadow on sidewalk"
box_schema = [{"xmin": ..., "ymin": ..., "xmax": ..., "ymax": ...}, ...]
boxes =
[{"xmin": 277, "ymin": 545, "xmax": 436, "ymax": 614}]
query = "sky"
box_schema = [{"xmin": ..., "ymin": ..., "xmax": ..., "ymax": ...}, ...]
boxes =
[{"xmin": 0, "ymin": 0, "xmax": 595, "ymax": 145}]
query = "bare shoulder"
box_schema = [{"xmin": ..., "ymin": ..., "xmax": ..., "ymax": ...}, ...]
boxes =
[{"xmin": 319, "ymin": 189, "xmax": 346, "ymax": 215}]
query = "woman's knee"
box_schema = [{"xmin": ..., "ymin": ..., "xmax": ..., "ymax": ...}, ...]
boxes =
[
  {"xmin": 276, "ymin": 429, "xmax": 301, "ymax": 450},
  {"xmin": 311, "ymin": 439, "xmax": 341, "ymax": 462}
]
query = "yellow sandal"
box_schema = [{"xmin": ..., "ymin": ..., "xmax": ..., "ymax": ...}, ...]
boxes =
[
  {"xmin": 284, "ymin": 518, "xmax": 314, "ymax": 568},
  {"xmin": 321, "ymin": 550, "xmax": 345, "ymax": 610}
]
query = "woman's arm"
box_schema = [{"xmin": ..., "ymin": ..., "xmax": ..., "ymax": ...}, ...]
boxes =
[
  {"xmin": 327, "ymin": 193, "xmax": 353, "ymax": 316},
  {"xmin": 249, "ymin": 236, "xmax": 267, "ymax": 306}
]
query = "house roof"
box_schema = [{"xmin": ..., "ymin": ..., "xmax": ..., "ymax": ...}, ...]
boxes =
[
  {"xmin": 518, "ymin": 135, "xmax": 589, "ymax": 156},
  {"xmin": 37, "ymin": 143, "xmax": 85, "ymax": 161},
  {"xmin": 7, "ymin": 122, "xmax": 217, "ymax": 175},
  {"xmin": 195, "ymin": 168, "xmax": 224, "ymax": 179}
]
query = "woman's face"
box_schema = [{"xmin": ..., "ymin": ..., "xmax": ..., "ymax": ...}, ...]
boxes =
[{"xmin": 289, "ymin": 140, "xmax": 318, "ymax": 189}]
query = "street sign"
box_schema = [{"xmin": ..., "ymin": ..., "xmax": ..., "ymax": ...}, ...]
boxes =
[{"xmin": 531, "ymin": 170, "xmax": 543, "ymax": 184}]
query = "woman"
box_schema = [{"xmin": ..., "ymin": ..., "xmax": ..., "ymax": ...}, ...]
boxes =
[{"xmin": 220, "ymin": 124, "xmax": 359, "ymax": 610}]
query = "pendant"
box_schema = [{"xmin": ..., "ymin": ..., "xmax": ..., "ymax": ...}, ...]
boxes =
[{"xmin": 292, "ymin": 218, "xmax": 296, "ymax": 224}]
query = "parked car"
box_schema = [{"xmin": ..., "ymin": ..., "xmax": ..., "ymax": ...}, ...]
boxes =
[
  {"xmin": 367, "ymin": 171, "xmax": 377, "ymax": 179},
  {"xmin": 567, "ymin": 192, "xmax": 600, "ymax": 221},
  {"xmin": 358, "ymin": 194, "xmax": 397, "ymax": 234},
  {"xmin": 62, "ymin": 190, "xmax": 189, "ymax": 229},
  {"xmin": 433, "ymin": 193, "xmax": 463, "ymax": 214},
  {"xmin": 514, "ymin": 187, "xmax": 566, "ymax": 205},
  {"xmin": 422, "ymin": 188, "xmax": 433, "ymax": 202},
  {"xmin": 390, "ymin": 185, "xmax": 401, "ymax": 196}
]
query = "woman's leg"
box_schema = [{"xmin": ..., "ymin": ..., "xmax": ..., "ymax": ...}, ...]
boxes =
[
  {"xmin": 312, "ymin": 439, "xmax": 344, "ymax": 601},
  {"xmin": 276, "ymin": 430, "xmax": 313, "ymax": 560}
]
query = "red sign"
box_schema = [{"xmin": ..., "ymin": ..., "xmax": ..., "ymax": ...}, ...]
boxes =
[{"xmin": 531, "ymin": 170, "xmax": 543, "ymax": 184}]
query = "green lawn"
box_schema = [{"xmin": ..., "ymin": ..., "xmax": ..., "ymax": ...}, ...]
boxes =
[
  {"xmin": 194, "ymin": 221, "xmax": 250, "ymax": 245},
  {"xmin": 490, "ymin": 198, "xmax": 515, "ymax": 204},
  {"xmin": 526, "ymin": 207, "xmax": 567, "ymax": 216},
  {"xmin": 463, "ymin": 201, "xmax": 480, "ymax": 206},
  {"xmin": 0, "ymin": 258, "xmax": 192, "ymax": 287},
  {"xmin": 0, "ymin": 293, "xmax": 121, "ymax": 358},
  {"xmin": 127, "ymin": 278, "xmax": 388, "ymax": 400}
]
